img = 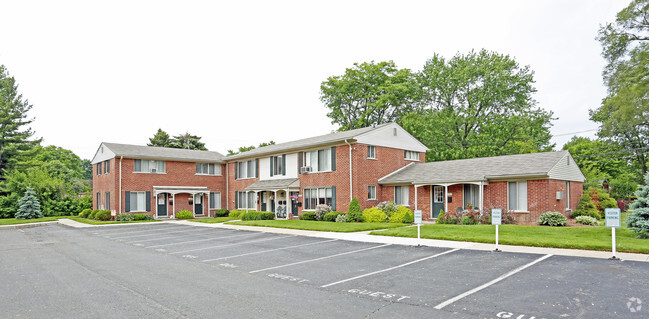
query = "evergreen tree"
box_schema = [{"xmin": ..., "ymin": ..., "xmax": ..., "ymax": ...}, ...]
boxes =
[
  {"xmin": 0, "ymin": 65, "xmax": 40, "ymax": 175},
  {"xmin": 627, "ymin": 172, "xmax": 649, "ymax": 239},
  {"xmin": 15, "ymin": 187, "xmax": 42, "ymax": 219},
  {"xmin": 147, "ymin": 129, "xmax": 172, "ymax": 147},
  {"xmin": 571, "ymin": 193, "xmax": 601, "ymax": 219},
  {"xmin": 347, "ymin": 198, "xmax": 362, "ymax": 222}
]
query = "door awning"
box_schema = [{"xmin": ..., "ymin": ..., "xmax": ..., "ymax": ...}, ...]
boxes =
[
  {"xmin": 245, "ymin": 178, "xmax": 300, "ymax": 191},
  {"xmin": 153, "ymin": 186, "xmax": 210, "ymax": 195}
]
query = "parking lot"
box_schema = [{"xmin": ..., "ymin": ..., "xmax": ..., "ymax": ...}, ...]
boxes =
[{"xmin": 2, "ymin": 222, "xmax": 648, "ymax": 318}]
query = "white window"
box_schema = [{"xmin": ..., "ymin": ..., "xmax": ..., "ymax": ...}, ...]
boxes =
[
  {"xmin": 209, "ymin": 192, "xmax": 221, "ymax": 210},
  {"xmin": 134, "ymin": 159, "xmax": 165, "ymax": 173},
  {"xmin": 367, "ymin": 145, "xmax": 376, "ymax": 159},
  {"xmin": 130, "ymin": 191, "xmax": 147, "ymax": 212},
  {"xmin": 304, "ymin": 187, "xmax": 333, "ymax": 210},
  {"xmin": 236, "ymin": 160, "xmax": 256, "ymax": 179},
  {"xmin": 508, "ymin": 181, "xmax": 528, "ymax": 211},
  {"xmin": 565, "ymin": 181, "xmax": 570, "ymax": 210},
  {"xmin": 394, "ymin": 186, "xmax": 409, "ymax": 206},
  {"xmin": 405, "ymin": 151, "xmax": 419, "ymax": 161},
  {"xmin": 236, "ymin": 191, "xmax": 257, "ymax": 210},
  {"xmin": 304, "ymin": 149, "xmax": 332, "ymax": 172},
  {"xmin": 196, "ymin": 163, "xmax": 221, "ymax": 175},
  {"xmin": 271, "ymin": 155, "xmax": 284, "ymax": 176},
  {"xmin": 463, "ymin": 184, "xmax": 480, "ymax": 210},
  {"xmin": 368, "ymin": 185, "xmax": 377, "ymax": 200}
]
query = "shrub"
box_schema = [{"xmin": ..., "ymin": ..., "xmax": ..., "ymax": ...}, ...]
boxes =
[
  {"xmin": 241, "ymin": 211, "xmax": 274, "ymax": 220},
  {"xmin": 502, "ymin": 211, "xmax": 517, "ymax": 224},
  {"xmin": 437, "ymin": 211, "xmax": 459, "ymax": 224},
  {"xmin": 15, "ymin": 187, "xmax": 43, "ymax": 220},
  {"xmin": 300, "ymin": 211, "xmax": 317, "ymax": 221},
  {"xmin": 627, "ymin": 172, "xmax": 649, "ymax": 238},
  {"xmin": 588, "ymin": 187, "xmax": 618, "ymax": 215},
  {"xmin": 376, "ymin": 201, "xmax": 399, "ymax": 216},
  {"xmin": 347, "ymin": 198, "xmax": 363, "ymax": 222},
  {"xmin": 323, "ymin": 211, "xmax": 345, "ymax": 222},
  {"xmin": 538, "ymin": 211, "xmax": 567, "ymax": 226},
  {"xmin": 134, "ymin": 213, "xmax": 154, "ymax": 221},
  {"xmin": 389, "ymin": 206, "xmax": 414, "ymax": 223},
  {"xmin": 95, "ymin": 210, "xmax": 112, "ymax": 221},
  {"xmin": 575, "ymin": 215, "xmax": 598, "ymax": 226},
  {"xmin": 479, "ymin": 212, "xmax": 491, "ymax": 225},
  {"xmin": 229, "ymin": 210, "xmax": 242, "ymax": 219},
  {"xmin": 314, "ymin": 204, "xmax": 332, "ymax": 221},
  {"xmin": 176, "ymin": 210, "xmax": 194, "ymax": 219},
  {"xmin": 214, "ymin": 209, "xmax": 229, "ymax": 217},
  {"xmin": 78, "ymin": 208, "xmax": 92, "ymax": 218},
  {"xmin": 335, "ymin": 214, "xmax": 348, "ymax": 223},
  {"xmin": 362, "ymin": 207, "xmax": 387, "ymax": 223},
  {"xmin": 461, "ymin": 215, "xmax": 479, "ymax": 225},
  {"xmin": 89, "ymin": 209, "xmax": 101, "ymax": 220},
  {"xmin": 572, "ymin": 193, "xmax": 601, "ymax": 219},
  {"xmin": 116, "ymin": 213, "xmax": 135, "ymax": 221}
]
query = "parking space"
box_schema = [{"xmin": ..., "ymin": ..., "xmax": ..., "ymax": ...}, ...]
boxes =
[{"xmin": 8, "ymin": 223, "xmax": 647, "ymax": 318}]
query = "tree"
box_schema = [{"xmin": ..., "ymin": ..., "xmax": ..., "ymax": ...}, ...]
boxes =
[
  {"xmin": 320, "ymin": 61, "xmax": 417, "ymax": 130},
  {"xmin": 147, "ymin": 128, "xmax": 172, "ymax": 147},
  {"xmin": 401, "ymin": 50, "xmax": 554, "ymax": 161},
  {"xmin": 627, "ymin": 171, "xmax": 649, "ymax": 238},
  {"xmin": 227, "ymin": 141, "xmax": 276, "ymax": 156},
  {"xmin": 571, "ymin": 193, "xmax": 600, "ymax": 219},
  {"xmin": 592, "ymin": 1, "xmax": 649, "ymax": 176},
  {"xmin": 15, "ymin": 187, "xmax": 42, "ymax": 219},
  {"xmin": 0, "ymin": 65, "xmax": 40, "ymax": 175},
  {"xmin": 347, "ymin": 198, "xmax": 362, "ymax": 222},
  {"xmin": 169, "ymin": 132, "xmax": 207, "ymax": 150}
]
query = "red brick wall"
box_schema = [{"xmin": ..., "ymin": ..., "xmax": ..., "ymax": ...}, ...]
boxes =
[
  {"xmin": 226, "ymin": 161, "xmax": 259, "ymax": 211},
  {"xmin": 93, "ymin": 158, "xmax": 226, "ymax": 217},
  {"xmin": 92, "ymin": 159, "xmax": 117, "ymax": 211}
]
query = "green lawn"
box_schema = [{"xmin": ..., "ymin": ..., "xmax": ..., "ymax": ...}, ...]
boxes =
[
  {"xmin": 67, "ymin": 217, "xmax": 161, "ymax": 225},
  {"xmin": 371, "ymin": 223, "xmax": 649, "ymax": 254},
  {"xmin": 0, "ymin": 216, "xmax": 70, "ymax": 225},
  {"xmin": 228, "ymin": 220, "xmax": 408, "ymax": 232},
  {"xmin": 190, "ymin": 217, "xmax": 238, "ymax": 224}
]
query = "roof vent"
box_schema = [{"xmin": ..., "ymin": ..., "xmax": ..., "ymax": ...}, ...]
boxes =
[{"xmin": 393, "ymin": 128, "xmax": 397, "ymax": 136}]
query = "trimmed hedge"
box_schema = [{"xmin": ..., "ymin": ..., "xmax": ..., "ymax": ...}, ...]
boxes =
[
  {"xmin": 214, "ymin": 209, "xmax": 229, "ymax": 217},
  {"xmin": 116, "ymin": 213, "xmax": 134, "ymax": 221},
  {"xmin": 229, "ymin": 210, "xmax": 243, "ymax": 219},
  {"xmin": 240, "ymin": 211, "xmax": 274, "ymax": 220},
  {"xmin": 176, "ymin": 210, "xmax": 194, "ymax": 219},
  {"xmin": 134, "ymin": 213, "xmax": 154, "ymax": 221},
  {"xmin": 95, "ymin": 210, "xmax": 112, "ymax": 221},
  {"xmin": 300, "ymin": 212, "xmax": 317, "ymax": 220},
  {"xmin": 78, "ymin": 208, "xmax": 92, "ymax": 218},
  {"xmin": 323, "ymin": 211, "xmax": 346, "ymax": 222},
  {"xmin": 362, "ymin": 207, "xmax": 386, "ymax": 223},
  {"xmin": 389, "ymin": 206, "xmax": 414, "ymax": 223}
]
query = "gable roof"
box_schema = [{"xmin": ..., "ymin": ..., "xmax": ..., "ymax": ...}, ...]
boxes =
[
  {"xmin": 378, "ymin": 151, "xmax": 585, "ymax": 185},
  {"xmin": 91, "ymin": 142, "xmax": 225, "ymax": 164},
  {"xmin": 226, "ymin": 123, "xmax": 387, "ymax": 160}
]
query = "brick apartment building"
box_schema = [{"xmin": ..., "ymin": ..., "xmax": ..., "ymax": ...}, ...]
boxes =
[{"xmin": 91, "ymin": 123, "xmax": 584, "ymax": 220}]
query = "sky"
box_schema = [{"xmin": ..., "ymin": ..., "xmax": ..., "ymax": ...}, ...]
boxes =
[{"xmin": 0, "ymin": 0, "xmax": 629, "ymax": 160}]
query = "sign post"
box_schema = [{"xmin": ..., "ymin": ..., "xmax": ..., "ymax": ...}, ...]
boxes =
[
  {"xmin": 414, "ymin": 210, "xmax": 422, "ymax": 247},
  {"xmin": 605, "ymin": 208, "xmax": 621, "ymax": 260},
  {"xmin": 491, "ymin": 209, "xmax": 502, "ymax": 252}
]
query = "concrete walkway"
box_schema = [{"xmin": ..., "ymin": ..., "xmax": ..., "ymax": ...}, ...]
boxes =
[{"xmin": 5, "ymin": 218, "xmax": 648, "ymax": 262}]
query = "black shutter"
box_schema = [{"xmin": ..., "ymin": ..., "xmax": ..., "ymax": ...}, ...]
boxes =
[
  {"xmin": 270, "ymin": 156, "xmax": 274, "ymax": 177},
  {"xmin": 125, "ymin": 191, "xmax": 131, "ymax": 212},
  {"xmin": 234, "ymin": 162, "xmax": 239, "ymax": 179},
  {"xmin": 146, "ymin": 191, "xmax": 151, "ymax": 211},
  {"xmin": 331, "ymin": 146, "xmax": 336, "ymax": 171},
  {"xmin": 331, "ymin": 186, "xmax": 336, "ymax": 211},
  {"xmin": 282, "ymin": 154, "xmax": 286, "ymax": 175},
  {"xmin": 256, "ymin": 159, "xmax": 259, "ymax": 178},
  {"xmin": 298, "ymin": 152, "xmax": 303, "ymax": 174}
]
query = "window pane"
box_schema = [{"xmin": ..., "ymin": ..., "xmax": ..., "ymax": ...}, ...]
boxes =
[
  {"xmin": 395, "ymin": 186, "xmax": 402, "ymax": 204},
  {"xmin": 310, "ymin": 151, "xmax": 318, "ymax": 171},
  {"xmin": 402, "ymin": 187, "xmax": 409, "ymax": 205},
  {"xmin": 508, "ymin": 182, "xmax": 517, "ymax": 210},
  {"xmin": 134, "ymin": 160, "xmax": 140, "ymax": 172},
  {"xmin": 209, "ymin": 164, "xmax": 215, "ymax": 175},
  {"xmin": 518, "ymin": 181, "xmax": 527, "ymax": 211},
  {"xmin": 158, "ymin": 161, "xmax": 165, "ymax": 173},
  {"xmin": 304, "ymin": 189, "xmax": 311, "ymax": 210},
  {"xmin": 141, "ymin": 160, "xmax": 149, "ymax": 172},
  {"xmin": 215, "ymin": 164, "xmax": 221, "ymax": 175}
]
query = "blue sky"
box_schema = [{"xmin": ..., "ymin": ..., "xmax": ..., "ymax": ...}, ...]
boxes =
[{"xmin": 0, "ymin": 0, "xmax": 628, "ymax": 159}]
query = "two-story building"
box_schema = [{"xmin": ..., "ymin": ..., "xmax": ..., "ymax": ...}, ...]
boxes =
[{"xmin": 91, "ymin": 123, "xmax": 584, "ymax": 221}]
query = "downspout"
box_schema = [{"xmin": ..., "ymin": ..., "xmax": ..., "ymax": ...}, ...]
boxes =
[
  {"xmin": 226, "ymin": 162, "xmax": 229, "ymax": 210},
  {"xmin": 345, "ymin": 139, "xmax": 353, "ymax": 202},
  {"xmin": 119, "ymin": 156, "xmax": 123, "ymax": 214}
]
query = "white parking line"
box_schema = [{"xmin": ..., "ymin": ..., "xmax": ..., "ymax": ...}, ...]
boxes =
[
  {"xmin": 124, "ymin": 230, "xmax": 237, "ymax": 244},
  {"xmin": 169, "ymin": 235, "xmax": 293, "ymax": 255},
  {"xmin": 249, "ymin": 244, "xmax": 391, "ymax": 274},
  {"xmin": 93, "ymin": 225, "xmax": 181, "ymax": 236},
  {"xmin": 433, "ymin": 254, "xmax": 553, "ymax": 310},
  {"xmin": 321, "ymin": 248, "xmax": 460, "ymax": 288},
  {"xmin": 202, "ymin": 239, "xmax": 339, "ymax": 262},
  {"xmin": 146, "ymin": 232, "xmax": 260, "ymax": 248},
  {"xmin": 108, "ymin": 228, "xmax": 209, "ymax": 239}
]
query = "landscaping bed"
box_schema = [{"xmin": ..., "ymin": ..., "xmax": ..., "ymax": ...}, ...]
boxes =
[
  {"xmin": 228, "ymin": 220, "xmax": 408, "ymax": 232},
  {"xmin": 68, "ymin": 217, "xmax": 160, "ymax": 225}
]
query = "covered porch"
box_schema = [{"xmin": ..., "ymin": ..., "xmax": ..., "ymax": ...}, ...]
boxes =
[
  {"xmin": 413, "ymin": 180, "xmax": 488, "ymax": 220},
  {"xmin": 245, "ymin": 178, "xmax": 300, "ymax": 219},
  {"xmin": 153, "ymin": 186, "xmax": 210, "ymax": 219}
]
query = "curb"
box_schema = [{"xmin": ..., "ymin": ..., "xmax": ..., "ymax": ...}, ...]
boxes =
[{"xmin": 0, "ymin": 221, "xmax": 59, "ymax": 230}]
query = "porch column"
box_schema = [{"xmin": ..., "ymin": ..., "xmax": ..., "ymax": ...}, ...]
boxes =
[
  {"xmin": 172, "ymin": 193, "xmax": 175, "ymax": 218},
  {"xmin": 480, "ymin": 181, "xmax": 484, "ymax": 212},
  {"xmin": 155, "ymin": 193, "xmax": 158, "ymax": 219},
  {"xmin": 285, "ymin": 189, "xmax": 290, "ymax": 220},
  {"xmin": 255, "ymin": 191, "xmax": 260, "ymax": 211},
  {"xmin": 245, "ymin": 191, "xmax": 250, "ymax": 213},
  {"xmin": 192, "ymin": 193, "xmax": 196, "ymax": 217},
  {"xmin": 273, "ymin": 191, "xmax": 278, "ymax": 214},
  {"xmin": 414, "ymin": 185, "xmax": 419, "ymax": 210},
  {"xmin": 444, "ymin": 185, "xmax": 448, "ymax": 214}
]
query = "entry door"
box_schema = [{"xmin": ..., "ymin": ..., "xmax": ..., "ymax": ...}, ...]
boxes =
[
  {"xmin": 157, "ymin": 194, "xmax": 167, "ymax": 217},
  {"xmin": 290, "ymin": 191, "xmax": 299, "ymax": 217},
  {"xmin": 432, "ymin": 186, "xmax": 444, "ymax": 218},
  {"xmin": 261, "ymin": 192, "xmax": 267, "ymax": 212},
  {"xmin": 194, "ymin": 194, "xmax": 203, "ymax": 215}
]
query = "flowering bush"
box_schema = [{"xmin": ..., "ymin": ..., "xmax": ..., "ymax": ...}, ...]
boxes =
[
  {"xmin": 335, "ymin": 214, "xmax": 348, "ymax": 223},
  {"xmin": 314, "ymin": 204, "xmax": 332, "ymax": 221},
  {"xmin": 362, "ymin": 207, "xmax": 387, "ymax": 223},
  {"xmin": 376, "ymin": 201, "xmax": 398, "ymax": 216},
  {"xmin": 575, "ymin": 215, "xmax": 598, "ymax": 226}
]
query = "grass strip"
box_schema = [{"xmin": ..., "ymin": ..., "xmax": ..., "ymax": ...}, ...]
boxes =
[
  {"xmin": 190, "ymin": 217, "xmax": 238, "ymax": 223},
  {"xmin": 371, "ymin": 223, "xmax": 649, "ymax": 254},
  {"xmin": 228, "ymin": 220, "xmax": 408, "ymax": 233},
  {"xmin": 0, "ymin": 216, "xmax": 69, "ymax": 225}
]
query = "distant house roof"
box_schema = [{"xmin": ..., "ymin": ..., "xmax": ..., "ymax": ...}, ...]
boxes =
[
  {"xmin": 378, "ymin": 151, "xmax": 585, "ymax": 185},
  {"xmin": 91, "ymin": 142, "xmax": 225, "ymax": 164},
  {"xmin": 226, "ymin": 123, "xmax": 422, "ymax": 160}
]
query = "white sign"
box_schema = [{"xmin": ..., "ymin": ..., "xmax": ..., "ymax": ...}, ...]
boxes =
[
  {"xmin": 414, "ymin": 210, "xmax": 422, "ymax": 224},
  {"xmin": 491, "ymin": 209, "xmax": 502, "ymax": 225},
  {"xmin": 605, "ymin": 208, "xmax": 621, "ymax": 228}
]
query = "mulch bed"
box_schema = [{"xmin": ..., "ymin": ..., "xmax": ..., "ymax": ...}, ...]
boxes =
[{"xmin": 516, "ymin": 219, "xmax": 594, "ymax": 227}]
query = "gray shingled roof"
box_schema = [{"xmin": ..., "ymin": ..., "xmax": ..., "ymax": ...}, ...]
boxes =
[
  {"xmin": 379, "ymin": 151, "xmax": 569, "ymax": 184},
  {"xmin": 226, "ymin": 123, "xmax": 392, "ymax": 160},
  {"xmin": 245, "ymin": 178, "xmax": 300, "ymax": 191},
  {"xmin": 102, "ymin": 142, "xmax": 225, "ymax": 163}
]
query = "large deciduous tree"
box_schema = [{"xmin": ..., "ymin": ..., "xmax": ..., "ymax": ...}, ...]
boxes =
[
  {"xmin": 0, "ymin": 65, "xmax": 40, "ymax": 175},
  {"xmin": 592, "ymin": 0, "xmax": 649, "ymax": 176},
  {"xmin": 320, "ymin": 61, "xmax": 417, "ymax": 130},
  {"xmin": 401, "ymin": 50, "xmax": 554, "ymax": 161}
]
